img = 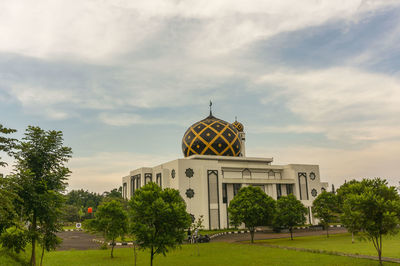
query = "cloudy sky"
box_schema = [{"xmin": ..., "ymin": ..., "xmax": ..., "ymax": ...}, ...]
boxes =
[{"xmin": 1, "ymin": 0, "xmax": 400, "ymax": 192}]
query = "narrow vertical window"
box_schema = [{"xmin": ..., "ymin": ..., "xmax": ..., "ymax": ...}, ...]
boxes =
[
  {"xmin": 276, "ymin": 184, "xmax": 282, "ymax": 199},
  {"xmin": 286, "ymin": 184, "xmax": 293, "ymax": 195},
  {"xmin": 130, "ymin": 176, "xmax": 135, "ymax": 198},
  {"xmin": 298, "ymin": 173, "xmax": 309, "ymax": 200},
  {"xmin": 222, "ymin": 183, "xmax": 227, "ymax": 203},
  {"xmin": 145, "ymin": 173, "xmax": 152, "ymax": 184},
  {"xmin": 136, "ymin": 174, "xmax": 141, "ymax": 190},
  {"xmin": 233, "ymin": 183, "xmax": 242, "ymax": 196},
  {"xmin": 156, "ymin": 173, "xmax": 162, "ymax": 187}
]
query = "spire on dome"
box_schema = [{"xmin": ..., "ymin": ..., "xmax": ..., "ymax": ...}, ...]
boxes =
[{"xmin": 209, "ymin": 100, "xmax": 213, "ymax": 116}]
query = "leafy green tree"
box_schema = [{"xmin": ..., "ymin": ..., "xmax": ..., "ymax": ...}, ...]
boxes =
[
  {"xmin": 312, "ymin": 191, "xmax": 339, "ymax": 238},
  {"xmin": 0, "ymin": 124, "xmax": 16, "ymax": 167},
  {"xmin": 65, "ymin": 189, "xmax": 103, "ymax": 219},
  {"xmin": 85, "ymin": 200, "xmax": 128, "ymax": 258},
  {"xmin": 129, "ymin": 182, "xmax": 191, "ymax": 266},
  {"xmin": 0, "ymin": 226, "xmax": 28, "ymax": 254},
  {"xmin": 341, "ymin": 178, "xmax": 400, "ymax": 265},
  {"xmin": 12, "ymin": 126, "xmax": 72, "ymax": 266},
  {"xmin": 228, "ymin": 186, "xmax": 276, "ymax": 243},
  {"xmin": 336, "ymin": 180, "xmax": 362, "ymax": 243},
  {"xmin": 0, "ymin": 177, "xmax": 19, "ymax": 235},
  {"xmin": 38, "ymin": 191, "xmax": 64, "ymax": 266},
  {"xmin": 61, "ymin": 204, "xmax": 82, "ymax": 223},
  {"xmin": 103, "ymin": 187, "xmax": 123, "ymax": 199},
  {"xmin": 274, "ymin": 194, "xmax": 307, "ymax": 240}
]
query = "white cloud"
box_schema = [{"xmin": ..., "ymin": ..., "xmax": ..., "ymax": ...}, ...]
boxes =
[
  {"xmin": 256, "ymin": 67, "xmax": 400, "ymax": 142},
  {"xmin": 0, "ymin": 0, "xmax": 398, "ymax": 61},
  {"xmin": 67, "ymin": 151, "xmax": 177, "ymax": 192}
]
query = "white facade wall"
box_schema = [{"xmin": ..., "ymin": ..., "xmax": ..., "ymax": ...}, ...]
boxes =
[{"xmin": 122, "ymin": 155, "xmax": 328, "ymax": 229}]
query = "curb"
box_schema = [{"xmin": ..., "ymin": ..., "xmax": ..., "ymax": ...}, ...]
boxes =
[
  {"xmin": 209, "ymin": 230, "xmax": 251, "ymax": 239},
  {"xmin": 93, "ymin": 238, "xmax": 135, "ymax": 246},
  {"xmin": 210, "ymin": 225, "xmax": 344, "ymax": 240}
]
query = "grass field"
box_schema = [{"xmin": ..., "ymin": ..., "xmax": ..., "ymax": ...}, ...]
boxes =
[
  {"xmin": 1, "ymin": 242, "xmax": 393, "ymax": 266},
  {"xmin": 256, "ymin": 233, "xmax": 400, "ymax": 259}
]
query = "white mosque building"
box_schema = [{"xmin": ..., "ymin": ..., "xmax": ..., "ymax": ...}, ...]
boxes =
[{"xmin": 122, "ymin": 108, "xmax": 328, "ymax": 230}]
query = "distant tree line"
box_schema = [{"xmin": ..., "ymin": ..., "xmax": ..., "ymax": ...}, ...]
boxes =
[{"xmin": 62, "ymin": 187, "xmax": 123, "ymax": 223}]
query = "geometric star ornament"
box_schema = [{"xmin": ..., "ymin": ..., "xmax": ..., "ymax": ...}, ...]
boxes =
[
  {"xmin": 182, "ymin": 114, "xmax": 241, "ymax": 157},
  {"xmin": 186, "ymin": 188, "xmax": 195, "ymax": 199}
]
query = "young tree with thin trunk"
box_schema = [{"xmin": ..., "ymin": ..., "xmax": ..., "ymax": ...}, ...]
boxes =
[
  {"xmin": 274, "ymin": 194, "xmax": 307, "ymax": 240},
  {"xmin": 12, "ymin": 126, "xmax": 72, "ymax": 266},
  {"xmin": 129, "ymin": 182, "xmax": 191, "ymax": 266},
  {"xmin": 85, "ymin": 200, "xmax": 128, "ymax": 258},
  {"xmin": 312, "ymin": 191, "xmax": 338, "ymax": 238},
  {"xmin": 228, "ymin": 186, "xmax": 276, "ymax": 243},
  {"xmin": 341, "ymin": 178, "xmax": 400, "ymax": 266},
  {"xmin": 336, "ymin": 180, "xmax": 362, "ymax": 243}
]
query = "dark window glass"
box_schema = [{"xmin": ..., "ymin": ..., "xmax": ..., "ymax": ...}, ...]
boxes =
[
  {"xmin": 156, "ymin": 173, "xmax": 162, "ymax": 187},
  {"xmin": 286, "ymin": 184, "xmax": 293, "ymax": 195},
  {"xmin": 222, "ymin": 183, "xmax": 227, "ymax": 203},
  {"xmin": 276, "ymin": 184, "xmax": 282, "ymax": 199},
  {"xmin": 233, "ymin": 183, "xmax": 242, "ymax": 196},
  {"xmin": 136, "ymin": 174, "xmax": 141, "ymax": 189}
]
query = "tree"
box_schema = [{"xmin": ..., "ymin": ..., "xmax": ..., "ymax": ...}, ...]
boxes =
[
  {"xmin": 336, "ymin": 180, "xmax": 362, "ymax": 243},
  {"xmin": 274, "ymin": 194, "xmax": 307, "ymax": 240},
  {"xmin": 129, "ymin": 182, "xmax": 191, "ymax": 266},
  {"xmin": 65, "ymin": 189, "xmax": 103, "ymax": 219},
  {"xmin": 341, "ymin": 178, "xmax": 400, "ymax": 265},
  {"xmin": 85, "ymin": 200, "xmax": 128, "ymax": 258},
  {"xmin": 0, "ymin": 124, "xmax": 16, "ymax": 167},
  {"xmin": 190, "ymin": 215, "xmax": 204, "ymax": 256},
  {"xmin": 312, "ymin": 191, "xmax": 338, "ymax": 238},
  {"xmin": 61, "ymin": 205, "xmax": 82, "ymax": 223},
  {"xmin": 228, "ymin": 186, "xmax": 275, "ymax": 243},
  {"xmin": 12, "ymin": 126, "xmax": 72, "ymax": 266},
  {"xmin": 0, "ymin": 177, "xmax": 19, "ymax": 234}
]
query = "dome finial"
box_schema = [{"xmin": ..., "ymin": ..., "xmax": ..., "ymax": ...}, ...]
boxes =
[
  {"xmin": 209, "ymin": 100, "xmax": 213, "ymax": 116},
  {"xmin": 235, "ymin": 116, "xmax": 237, "ymax": 122}
]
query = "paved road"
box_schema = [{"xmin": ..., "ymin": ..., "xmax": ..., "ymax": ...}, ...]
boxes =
[
  {"xmin": 212, "ymin": 227, "xmax": 347, "ymax": 242},
  {"xmin": 57, "ymin": 228, "xmax": 347, "ymax": 251},
  {"xmin": 57, "ymin": 231, "xmax": 101, "ymax": 251}
]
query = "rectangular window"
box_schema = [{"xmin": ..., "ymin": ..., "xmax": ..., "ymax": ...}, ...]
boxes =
[
  {"xmin": 145, "ymin": 173, "xmax": 152, "ymax": 185},
  {"xmin": 222, "ymin": 183, "xmax": 227, "ymax": 203},
  {"xmin": 276, "ymin": 184, "xmax": 282, "ymax": 199},
  {"xmin": 136, "ymin": 174, "xmax": 141, "ymax": 190},
  {"xmin": 233, "ymin": 183, "xmax": 242, "ymax": 196},
  {"xmin": 298, "ymin": 173, "xmax": 309, "ymax": 200},
  {"xmin": 156, "ymin": 173, "xmax": 162, "ymax": 187},
  {"xmin": 286, "ymin": 184, "xmax": 293, "ymax": 195},
  {"xmin": 207, "ymin": 170, "xmax": 220, "ymax": 229},
  {"xmin": 123, "ymin": 182, "xmax": 127, "ymax": 198},
  {"xmin": 130, "ymin": 176, "xmax": 135, "ymax": 198}
]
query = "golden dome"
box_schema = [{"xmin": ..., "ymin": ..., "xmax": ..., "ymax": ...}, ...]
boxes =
[
  {"xmin": 232, "ymin": 120, "xmax": 244, "ymax": 132},
  {"xmin": 182, "ymin": 114, "xmax": 241, "ymax": 157}
]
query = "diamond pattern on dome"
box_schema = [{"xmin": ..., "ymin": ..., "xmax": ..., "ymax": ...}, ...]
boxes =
[{"xmin": 182, "ymin": 115, "xmax": 241, "ymax": 157}]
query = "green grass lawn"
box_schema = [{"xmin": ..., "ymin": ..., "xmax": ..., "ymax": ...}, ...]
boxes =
[
  {"xmin": 256, "ymin": 233, "xmax": 400, "ymax": 259},
  {"xmin": 1, "ymin": 242, "xmax": 393, "ymax": 266}
]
